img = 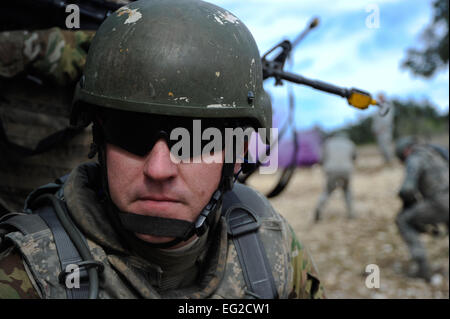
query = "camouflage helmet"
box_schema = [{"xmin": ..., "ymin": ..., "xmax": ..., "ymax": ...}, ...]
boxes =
[
  {"xmin": 395, "ymin": 136, "xmax": 417, "ymax": 161},
  {"xmin": 71, "ymin": 0, "xmax": 271, "ymax": 141}
]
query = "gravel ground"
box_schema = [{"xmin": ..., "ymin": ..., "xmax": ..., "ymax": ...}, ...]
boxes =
[{"xmin": 245, "ymin": 142, "xmax": 449, "ymax": 299}]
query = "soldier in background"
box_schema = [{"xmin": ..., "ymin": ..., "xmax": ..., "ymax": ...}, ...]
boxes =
[
  {"xmin": 395, "ymin": 137, "xmax": 449, "ymax": 281},
  {"xmin": 314, "ymin": 132, "xmax": 357, "ymax": 222},
  {"xmin": 371, "ymin": 93, "xmax": 395, "ymax": 164},
  {"xmin": 0, "ymin": 28, "xmax": 95, "ymax": 214}
]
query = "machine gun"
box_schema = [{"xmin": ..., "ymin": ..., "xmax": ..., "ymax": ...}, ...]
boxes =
[
  {"xmin": 239, "ymin": 17, "xmax": 389, "ymax": 197},
  {"xmin": 261, "ymin": 20, "xmax": 388, "ymax": 113}
]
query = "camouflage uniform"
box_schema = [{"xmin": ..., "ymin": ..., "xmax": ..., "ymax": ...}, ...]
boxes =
[
  {"xmin": 0, "ymin": 162, "xmax": 325, "ymax": 299},
  {"xmin": 395, "ymin": 144, "xmax": 449, "ymax": 279},
  {"xmin": 0, "ymin": 28, "xmax": 95, "ymax": 212},
  {"xmin": 315, "ymin": 134, "xmax": 357, "ymax": 221},
  {"xmin": 371, "ymin": 103, "xmax": 394, "ymax": 164}
]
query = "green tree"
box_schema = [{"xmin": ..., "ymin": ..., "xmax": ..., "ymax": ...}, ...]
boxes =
[
  {"xmin": 333, "ymin": 98, "xmax": 448, "ymax": 145},
  {"xmin": 392, "ymin": 99, "xmax": 448, "ymax": 138},
  {"xmin": 402, "ymin": 0, "xmax": 449, "ymax": 77}
]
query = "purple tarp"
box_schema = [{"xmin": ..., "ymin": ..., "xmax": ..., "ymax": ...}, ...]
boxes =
[{"xmin": 248, "ymin": 128, "xmax": 323, "ymax": 168}]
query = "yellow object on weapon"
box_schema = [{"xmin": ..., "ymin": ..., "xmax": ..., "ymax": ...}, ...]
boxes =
[{"xmin": 347, "ymin": 88, "xmax": 377, "ymax": 109}]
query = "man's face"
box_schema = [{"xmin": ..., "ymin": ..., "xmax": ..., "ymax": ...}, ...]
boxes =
[{"xmin": 106, "ymin": 139, "xmax": 224, "ymax": 245}]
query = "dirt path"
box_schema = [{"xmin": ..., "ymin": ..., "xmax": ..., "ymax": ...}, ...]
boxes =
[{"xmin": 246, "ymin": 143, "xmax": 449, "ymax": 299}]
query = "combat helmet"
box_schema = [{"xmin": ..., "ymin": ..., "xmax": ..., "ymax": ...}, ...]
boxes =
[
  {"xmin": 70, "ymin": 0, "xmax": 271, "ymax": 248},
  {"xmin": 71, "ymin": 0, "xmax": 271, "ymax": 135}
]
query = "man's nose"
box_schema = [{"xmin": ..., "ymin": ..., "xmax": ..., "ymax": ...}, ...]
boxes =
[{"xmin": 142, "ymin": 138, "xmax": 178, "ymax": 180}]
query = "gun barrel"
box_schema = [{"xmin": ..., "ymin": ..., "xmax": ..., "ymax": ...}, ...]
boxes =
[
  {"xmin": 291, "ymin": 17, "xmax": 320, "ymax": 49},
  {"xmin": 270, "ymin": 69, "xmax": 349, "ymax": 97}
]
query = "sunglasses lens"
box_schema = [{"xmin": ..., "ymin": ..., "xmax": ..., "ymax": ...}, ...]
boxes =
[
  {"xmin": 102, "ymin": 112, "xmax": 158, "ymax": 156},
  {"xmin": 100, "ymin": 109, "xmax": 240, "ymax": 159}
]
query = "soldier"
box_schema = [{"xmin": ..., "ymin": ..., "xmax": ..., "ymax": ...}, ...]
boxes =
[
  {"xmin": 395, "ymin": 137, "xmax": 449, "ymax": 281},
  {"xmin": 314, "ymin": 132, "xmax": 357, "ymax": 222},
  {"xmin": 371, "ymin": 93, "xmax": 395, "ymax": 164},
  {"xmin": 0, "ymin": 0, "xmax": 325, "ymax": 299}
]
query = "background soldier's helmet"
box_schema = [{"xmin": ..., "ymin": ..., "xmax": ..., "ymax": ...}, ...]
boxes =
[
  {"xmin": 395, "ymin": 136, "xmax": 417, "ymax": 161},
  {"xmin": 377, "ymin": 92, "xmax": 386, "ymax": 104},
  {"xmin": 71, "ymin": 0, "xmax": 272, "ymax": 141}
]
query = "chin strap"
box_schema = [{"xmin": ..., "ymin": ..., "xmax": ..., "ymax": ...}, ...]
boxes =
[
  {"xmin": 117, "ymin": 189, "xmax": 222, "ymax": 240},
  {"xmin": 117, "ymin": 162, "xmax": 235, "ymax": 248}
]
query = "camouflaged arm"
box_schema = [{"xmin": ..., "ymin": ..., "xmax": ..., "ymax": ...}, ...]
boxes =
[
  {"xmin": 0, "ymin": 28, "xmax": 94, "ymax": 86},
  {"xmin": 288, "ymin": 225, "xmax": 326, "ymax": 299},
  {"xmin": 0, "ymin": 247, "xmax": 40, "ymax": 299},
  {"xmin": 400, "ymin": 153, "xmax": 423, "ymax": 197}
]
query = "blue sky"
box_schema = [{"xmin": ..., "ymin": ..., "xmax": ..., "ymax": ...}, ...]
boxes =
[{"xmin": 209, "ymin": 0, "xmax": 449, "ymax": 131}]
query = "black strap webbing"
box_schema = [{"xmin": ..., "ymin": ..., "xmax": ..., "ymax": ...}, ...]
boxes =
[
  {"xmin": 0, "ymin": 214, "xmax": 48, "ymax": 235},
  {"xmin": 37, "ymin": 204, "xmax": 89, "ymax": 299},
  {"xmin": 224, "ymin": 193, "xmax": 278, "ymax": 299},
  {"xmin": 118, "ymin": 212, "xmax": 193, "ymax": 238}
]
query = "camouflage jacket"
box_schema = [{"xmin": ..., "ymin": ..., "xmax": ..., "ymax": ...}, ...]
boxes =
[
  {"xmin": 401, "ymin": 144, "xmax": 449, "ymax": 200},
  {"xmin": 371, "ymin": 103, "xmax": 394, "ymax": 136},
  {"xmin": 0, "ymin": 163, "xmax": 325, "ymax": 299},
  {"xmin": 321, "ymin": 136, "xmax": 356, "ymax": 175},
  {"xmin": 0, "ymin": 27, "xmax": 94, "ymax": 85}
]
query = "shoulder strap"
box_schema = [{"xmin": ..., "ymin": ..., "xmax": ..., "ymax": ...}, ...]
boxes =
[
  {"xmin": 35, "ymin": 200, "xmax": 90, "ymax": 299},
  {"xmin": 23, "ymin": 175, "xmax": 69, "ymax": 213},
  {"xmin": 0, "ymin": 214, "xmax": 48, "ymax": 236},
  {"xmin": 222, "ymin": 189, "xmax": 278, "ymax": 299},
  {"xmin": 1, "ymin": 177, "xmax": 91, "ymax": 299}
]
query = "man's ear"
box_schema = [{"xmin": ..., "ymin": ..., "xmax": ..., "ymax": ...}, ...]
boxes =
[{"xmin": 234, "ymin": 140, "xmax": 249, "ymax": 174}]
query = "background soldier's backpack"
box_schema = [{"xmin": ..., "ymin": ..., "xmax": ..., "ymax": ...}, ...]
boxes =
[{"xmin": 427, "ymin": 144, "xmax": 449, "ymax": 163}]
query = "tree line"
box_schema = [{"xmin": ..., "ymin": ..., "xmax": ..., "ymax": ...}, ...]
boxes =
[{"xmin": 334, "ymin": 99, "xmax": 449, "ymax": 145}]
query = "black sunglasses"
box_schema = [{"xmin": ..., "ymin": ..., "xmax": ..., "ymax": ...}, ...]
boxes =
[{"xmin": 98, "ymin": 109, "xmax": 247, "ymax": 160}]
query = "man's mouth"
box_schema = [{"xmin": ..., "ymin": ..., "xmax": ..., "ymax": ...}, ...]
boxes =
[
  {"xmin": 139, "ymin": 195, "xmax": 180, "ymax": 202},
  {"xmin": 133, "ymin": 196, "xmax": 182, "ymax": 216}
]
